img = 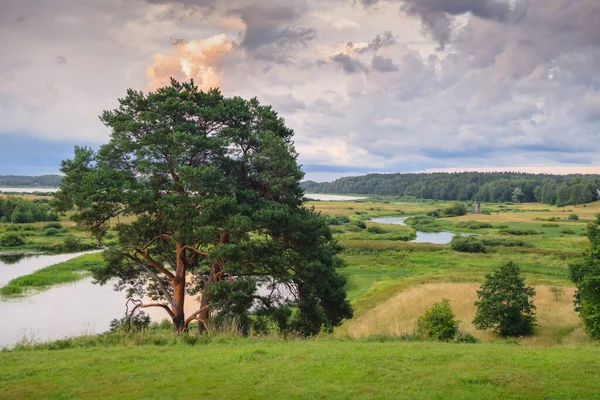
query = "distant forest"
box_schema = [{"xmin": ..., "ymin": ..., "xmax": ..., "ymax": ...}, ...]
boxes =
[
  {"xmin": 0, "ymin": 175, "xmax": 62, "ymax": 187},
  {"xmin": 302, "ymin": 172, "xmax": 600, "ymax": 206}
]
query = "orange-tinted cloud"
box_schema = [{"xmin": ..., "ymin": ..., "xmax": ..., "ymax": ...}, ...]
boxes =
[{"xmin": 146, "ymin": 34, "xmax": 234, "ymax": 91}]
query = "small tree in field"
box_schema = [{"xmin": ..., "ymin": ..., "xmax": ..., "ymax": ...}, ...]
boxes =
[
  {"xmin": 417, "ymin": 299, "xmax": 459, "ymax": 341},
  {"xmin": 54, "ymin": 79, "xmax": 352, "ymax": 335},
  {"xmin": 473, "ymin": 261, "xmax": 536, "ymax": 337}
]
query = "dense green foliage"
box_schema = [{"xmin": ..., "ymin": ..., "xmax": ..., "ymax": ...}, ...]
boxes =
[
  {"xmin": 450, "ymin": 236, "xmax": 486, "ymax": 253},
  {"xmin": 443, "ymin": 202, "xmax": 468, "ymax": 217},
  {"xmin": 0, "ymin": 232, "xmax": 25, "ymax": 247},
  {"xmin": 570, "ymin": 215, "xmax": 600, "ymax": 339},
  {"xmin": 416, "ymin": 299, "xmax": 459, "ymax": 341},
  {"xmin": 0, "ymin": 175, "xmax": 62, "ymax": 188},
  {"xmin": 54, "ymin": 79, "xmax": 351, "ymax": 335},
  {"xmin": 302, "ymin": 172, "xmax": 600, "ymax": 206},
  {"xmin": 473, "ymin": 261, "xmax": 537, "ymax": 337},
  {"xmin": 0, "ymin": 197, "xmax": 59, "ymax": 223}
]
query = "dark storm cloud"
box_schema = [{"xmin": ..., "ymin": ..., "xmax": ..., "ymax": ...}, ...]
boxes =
[
  {"xmin": 356, "ymin": 31, "xmax": 395, "ymax": 54},
  {"xmin": 331, "ymin": 53, "xmax": 368, "ymax": 74},
  {"xmin": 371, "ymin": 55, "xmax": 398, "ymax": 72}
]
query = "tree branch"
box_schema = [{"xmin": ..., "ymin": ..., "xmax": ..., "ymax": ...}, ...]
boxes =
[
  {"xmin": 128, "ymin": 254, "xmax": 177, "ymax": 310},
  {"xmin": 135, "ymin": 249, "xmax": 176, "ymax": 281}
]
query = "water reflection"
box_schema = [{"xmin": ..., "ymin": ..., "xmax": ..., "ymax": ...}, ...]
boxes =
[{"xmin": 0, "ymin": 278, "xmax": 126, "ymax": 348}]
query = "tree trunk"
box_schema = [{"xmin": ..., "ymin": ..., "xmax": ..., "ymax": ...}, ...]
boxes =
[{"xmin": 172, "ymin": 242, "xmax": 187, "ymax": 333}]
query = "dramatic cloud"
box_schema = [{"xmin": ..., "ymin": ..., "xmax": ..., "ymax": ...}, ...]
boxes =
[
  {"xmin": 1, "ymin": 0, "xmax": 600, "ymax": 180},
  {"xmin": 146, "ymin": 34, "xmax": 234, "ymax": 90}
]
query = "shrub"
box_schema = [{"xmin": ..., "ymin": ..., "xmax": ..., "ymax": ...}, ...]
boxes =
[
  {"xmin": 353, "ymin": 221, "xmax": 367, "ymax": 230},
  {"xmin": 542, "ymin": 223, "xmax": 559, "ymax": 228},
  {"xmin": 561, "ymin": 229, "xmax": 576, "ymax": 235},
  {"xmin": 0, "ymin": 233, "xmax": 26, "ymax": 247},
  {"xmin": 450, "ymin": 236, "xmax": 486, "ymax": 253},
  {"xmin": 550, "ymin": 287, "xmax": 564, "ymax": 301},
  {"xmin": 499, "ymin": 229, "xmax": 539, "ymax": 236},
  {"xmin": 367, "ymin": 225, "xmax": 385, "ymax": 234},
  {"xmin": 43, "ymin": 222, "xmax": 63, "ymax": 230},
  {"xmin": 417, "ymin": 299, "xmax": 459, "ymax": 341},
  {"xmin": 44, "ymin": 228, "xmax": 60, "ymax": 237},
  {"xmin": 479, "ymin": 238, "xmax": 532, "ymax": 248},
  {"xmin": 457, "ymin": 221, "xmax": 493, "ymax": 229},
  {"xmin": 110, "ymin": 311, "xmax": 151, "ymax": 333},
  {"xmin": 473, "ymin": 261, "xmax": 536, "ymax": 337},
  {"xmin": 568, "ymin": 214, "xmax": 580, "ymax": 221},
  {"xmin": 443, "ymin": 203, "xmax": 468, "ymax": 217}
]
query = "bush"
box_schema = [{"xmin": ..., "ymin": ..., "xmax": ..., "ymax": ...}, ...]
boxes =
[
  {"xmin": 479, "ymin": 238, "xmax": 532, "ymax": 248},
  {"xmin": 110, "ymin": 311, "xmax": 151, "ymax": 333},
  {"xmin": 550, "ymin": 287, "xmax": 564, "ymax": 301},
  {"xmin": 443, "ymin": 203, "xmax": 468, "ymax": 217},
  {"xmin": 568, "ymin": 214, "xmax": 580, "ymax": 221},
  {"xmin": 353, "ymin": 221, "xmax": 367, "ymax": 230},
  {"xmin": 542, "ymin": 223, "xmax": 559, "ymax": 228},
  {"xmin": 473, "ymin": 261, "xmax": 537, "ymax": 337},
  {"xmin": 456, "ymin": 221, "xmax": 493, "ymax": 229},
  {"xmin": 499, "ymin": 229, "xmax": 539, "ymax": 236},
  {"xmin": 367, "ymin": 225, "xmax": 386, "ymax": 234},
  {"xmin": 561, "ymin": 229, "xmax": 576, "ymax": 235},
  {"xmin": 44, "ymin": 228, "xmax": 60, "ymax": 236},
  {"xmin": 43, "ymin": 222, "xmax": 63, "ymax": 230},
  {"xmin": 0, "ymin": 232, "xmax": 26, "ymax": 247},
  {"xmin": 404, "ymin": 216, "xmax": 441, "ymax": 232},
  {"xmin": 417, "ymin": 299, "xmax": 459, "ymax": 341},
  {"xmin": 450, "ymin": 236, "xmax": 486, "ymax": 253}
]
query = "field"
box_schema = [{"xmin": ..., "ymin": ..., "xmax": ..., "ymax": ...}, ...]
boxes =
[
  {"xmin": 1, "ymin": 196, "xmax": 599, "ymax": 398},
  {"xmin": 2, "ymin": 339, "xmax": 600, "ymax": 399}
]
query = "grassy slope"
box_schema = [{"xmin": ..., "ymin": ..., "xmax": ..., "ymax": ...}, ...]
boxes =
[
  {"xmin": 2, "ymin": 340, "xmax": 600, "ymax": 399},
  {"xmin": 0, "ymin": 253, "xmax": 102, "ymax": 296}
]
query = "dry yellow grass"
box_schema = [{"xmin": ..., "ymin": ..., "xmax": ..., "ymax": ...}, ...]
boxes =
[{"xmin": 346, "ymin": 282, "xmax": 586, "ymax": 346}]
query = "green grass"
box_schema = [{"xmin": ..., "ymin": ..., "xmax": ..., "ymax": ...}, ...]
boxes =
[
  {"xmin": 0, "ymin": 253, "xmax": 102, "ymax": 297},
  {"xmin": 2, "ymin": 337, "xmax": 600, "ymax": 399}
]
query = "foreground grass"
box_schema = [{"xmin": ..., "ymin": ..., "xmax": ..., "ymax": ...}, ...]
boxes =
[
  {"xmin": 0, "ymin": 253, "xmax": 102, "ymax": 296},
  {"xmin": 1, "ymin": 337, "xmax": 600, "ymax": 399}
]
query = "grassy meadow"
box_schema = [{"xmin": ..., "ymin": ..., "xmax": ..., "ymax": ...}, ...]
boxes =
[{"xmin": 2, "ymin": 196, "xmax": 600, "ymax": 398}]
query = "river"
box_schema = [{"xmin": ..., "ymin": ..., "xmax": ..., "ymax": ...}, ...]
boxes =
[
  {"xmin": 0, "ymin": 187, "xmax": 59, "ymax": 193},
  {"xmin": 370, "ymin": 217, "xmax": 464, "ymax": 244}
]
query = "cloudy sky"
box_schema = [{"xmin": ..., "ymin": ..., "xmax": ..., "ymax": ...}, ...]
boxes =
[{"xmin": 1, "ymin": 0, "xmax": 600, "ymax": 181}]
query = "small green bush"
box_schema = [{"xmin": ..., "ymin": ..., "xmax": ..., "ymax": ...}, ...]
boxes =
[
  {"xmin": 499, "ymin": 229, "xmax": 539, "ymax": 236},
  {"xmin": 0, "ymin": 233, "xmax": 26, "ymax": 247},
  {"xmin": 43, "ymin": 222, "xmax": 63, "ymax": 230},
  {"xmin": 443, "ymin": 203, "xmax": 468, "ymax": 217},
  {"xmin": 450, "ymin": 236, "xmax": 486, "ymax": 253},
  {"xmin": 367, "ymin": 225, "xmax": 386, "ymax": 234},
  {"xmin": 561, "ymin": 229, "xmax": 576, "ymax": 235},
  {"xmin": 568, "ymin": 214, "xmax": 580, "ymax": 221},
  {"xmin": 542, "ymin": 223, "xmax": 560, "ymax": 228},
  {"xmin": 44, "ymin": 228, "xmax": 60, "ymax": 237},
  {"xmin": 457, "ymin": 221, "xmax": 493, "ymax": 229},
  {"xmin": 479, "ymin": 238, "xmax": 532, "ymax": 248},
  {"xmin": 353, "ymin": 221, "xmax": 367, "ymax": 230},
  {"xmin": 417, "ymin": 299, "xmax": 459, "ymax": 341}
]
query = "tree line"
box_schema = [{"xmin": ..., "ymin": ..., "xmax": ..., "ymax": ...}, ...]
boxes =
[
  {"xmin": 0, "ymin": 175, "xmax": 62, "ymax": 188},
  {"xmin": 0, "ymin": 197, "xmax": 59, "ymax": 223},
  {"xmin": 302, "ymin": 172, "xmax": 600, "ymax": 206}
]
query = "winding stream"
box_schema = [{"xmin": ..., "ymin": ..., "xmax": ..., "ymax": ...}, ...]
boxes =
[{"xmin": 370, "ymin": 217, "xmax": 464, "ymax": 244}]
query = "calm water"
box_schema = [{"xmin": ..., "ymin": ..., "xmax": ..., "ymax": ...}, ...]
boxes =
[
  {"xmin": 0, "ymin": 278, "xmax": 127, "ymax": 347},
  {"xmin": 0, "ymin": 187, "xmax": 59, "ymax": 193},
  {"xmin": 304, "ymin": 194, "xmax": 367, "ymax": 201},
  {"xmin": 0, "ymin": 252, "xmax": 296, "ymax": 347},
  {"xmin": 370, "ymin": 217, "xmax": 461, "ymax": 245},
  {"xmin": 0, "ymin": 252, "xmax": 98, "ymax": 287}
]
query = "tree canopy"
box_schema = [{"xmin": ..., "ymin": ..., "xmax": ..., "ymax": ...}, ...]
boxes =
[
  {"xmin": 54, "ymin": 79, "xmax": 352, "ymax": 335},
  {"xmin": 473, "ymin": 261, "xmax": 537, "ymax": 337},
  {"xmin": 570, "ymin": 215, "xmax": 600, "ymax": 339}
]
